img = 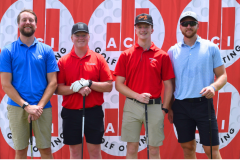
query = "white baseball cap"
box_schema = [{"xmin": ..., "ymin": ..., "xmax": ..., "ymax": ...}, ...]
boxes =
[{"xmin": 180, "ymin": 11, "xmax": 198, "ymax": 22}]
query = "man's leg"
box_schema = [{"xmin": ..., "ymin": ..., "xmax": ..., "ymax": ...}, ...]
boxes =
[
  {"xmin": 180, "ymin": 139, "xmax": 197, "ymax": 159},
  {"xmin": 149, "ymin": 146, "xmax": 160, "ymax": 159},
  {"xmin": 126, "ymin": 142, "xmax": 139, "ymax": 159},
  {"xmin": 39, "ymin": 147, "xmax": 53, "ymax": 159},
  {"xmin": 69, "ymin": 144, "xmax": 82, "ymax": 159},
  {"xmin": 87, "ymin": 143, "xmax": 102, "ymax": 159},
  {"xmin": 15, "ymin": 147, "xmax": 28, "ymax": 159},
  {"xmin": 203, "ymin": 145, "xmax": 222, "ymax": 159}
]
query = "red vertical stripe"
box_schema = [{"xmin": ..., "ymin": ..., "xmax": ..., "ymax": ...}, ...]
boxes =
[
  {"xmin": 217, "ymin": 92, "xmax": 231, "ymax": 133},
  {"xmin": 198, "ymin": 22, "xmax": 208, "ymax": 40},
  {"xmin": 221, "ymin": 7, "xmax": 235, "ymax": 50},
  {"xmin": 208, "ymin": 0, "xmax": 221, "ymax": 46},
  {"xmin": 33, "ymin": 0, "xmax": 45, "ymax": 42},
  {"xmin": 50, "ymin": 95, "xmax": 58, "ymax": 136},
  {"xmin": 120, "ymin": 0, "xmax": 135, "ymax": 51},
  {"xmin": 106, "ymin": 23, "xmax": 120, "ymax": 51},
  {"xmin": 135, "ymin": 8, "xmax": 149, "ymax": 44},
  {"xmin": 45, "ymin": 9, "xmax": 60, "ymax": 52},
  {"xmin": 104, "ymin": 108, "xmax": 118, "ymax": 136}
]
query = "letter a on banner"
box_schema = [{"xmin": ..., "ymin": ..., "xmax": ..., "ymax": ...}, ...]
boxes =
[
  {"xmin": 107, "ymin": 38, "xmax": 117, "ymax": 48},
  {"xmin": 105, "ymin": 123, "xmax": 115, "ymax": 133}
]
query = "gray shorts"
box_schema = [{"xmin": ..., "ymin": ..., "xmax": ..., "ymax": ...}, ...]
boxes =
[
  {"xmin": 121, "ymin": 98, "xmax": 165, "ymax": 147},
  {"xmin": 7, "ymin": 105, "xmax": 52, "ymax": 150}
]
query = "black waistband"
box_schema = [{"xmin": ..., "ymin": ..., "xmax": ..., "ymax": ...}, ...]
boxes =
[
  {"xmin": 177, "ymin": 97, "xmax": 207, "ymax": 103},
  {"xmin": 127, "ymin": 97, "xmax": 161, "ymax": 105}
]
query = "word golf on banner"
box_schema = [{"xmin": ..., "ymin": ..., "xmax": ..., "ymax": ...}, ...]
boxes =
[{"xmin": 0, "ymin": 0, "xmax": 240, "ymax": 159}]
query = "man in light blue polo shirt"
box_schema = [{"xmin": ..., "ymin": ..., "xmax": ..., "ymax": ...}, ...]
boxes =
[
  {"xmin": 168, "ymin": 11, "xmax": 227, "ymax": 159},
  {"xmin": 0, "ymin": 9, "xmax": 59, "ymax": 158}
]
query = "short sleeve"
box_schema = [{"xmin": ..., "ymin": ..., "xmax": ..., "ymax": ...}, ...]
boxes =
[
  {"xmin": 47, "ymin": 48, "xmax": 59, "ymax": 73},
  {"xmin": 212, "ymin": 44, "xmax": 224, "ymax": 68},
  {"xmin": 0, "ymin": 47, "xmax": 12, "ymax": 73},
  {"xmin": 161, "ymin": 53, "xmax": 175, "ymax": 81},
  {"xmin": 113, "ymin": 52, "xmax": 126, "ymax": 77},
  {"xmin": 57, "ymin": 58, "xmax": 65, "ymax": 84},
  {"xmin": 99, "ymin": 55, "xmax": 112, "ymax": 82}
]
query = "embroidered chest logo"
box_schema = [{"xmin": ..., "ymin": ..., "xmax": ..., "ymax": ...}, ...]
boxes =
[
  {"xmin": 149, "ymin": 58, "xmax": 156, "ymax": 63},
  {"xmin": 38, "ymin": 55, "xmax": 43, "ymax": 59}
]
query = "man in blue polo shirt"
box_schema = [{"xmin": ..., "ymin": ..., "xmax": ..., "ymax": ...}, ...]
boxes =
[
  {"xmin": 168, "ymin": 11, "xmax": 227, "ymax": 159},
  {"xmin": 0, "ymin": 9, "xmax": 59, "ymax": 158}
]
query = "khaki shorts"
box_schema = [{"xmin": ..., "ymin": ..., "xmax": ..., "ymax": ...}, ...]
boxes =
[
  {"xmin": 121, "ymin": 98, "xmax": 165, "ymax": 147},
  {"xmin": 7, "ymin": 105, "xmax": 52, "ymax": 150}
]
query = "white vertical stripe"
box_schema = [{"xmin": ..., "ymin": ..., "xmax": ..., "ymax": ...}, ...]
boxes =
[
  {"xmin": 221, "ymin": 120, "xmax": 225, "ymax": 130},
  {"xmin": 227, "ymin": 36, "xmax": 231, "ymax": 46}
]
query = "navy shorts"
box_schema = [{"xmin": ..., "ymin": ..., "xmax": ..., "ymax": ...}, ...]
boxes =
[
  {"xmin": 172, "ymin": 97, "xmax": 219, "ymax": 146},
  {"xmin": 61, "ymin": 106, "xmax": 104, "ymax": 145}
]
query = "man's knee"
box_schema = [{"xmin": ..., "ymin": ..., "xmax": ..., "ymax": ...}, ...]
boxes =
[
  {"xmin": 127, "ymin": 142, "xmax": 139, "ymax": 155},
  {"xmin": 15, "ymin": 147, "xmax": 28, "ymax": 159},
  {"xmin": 181, "ymin": 141, "xmax": 196, "ymax": 155},
  {"xmin": 149, "ymin": 146, "xmax": 159, "ymax": 156},
  {"xmin": 203, "ymin": 145, "xmax": 221, "ymax": 159},
  {"xmin": 39, "ymin": 147, "xmax": 52, "ymax": 158}
]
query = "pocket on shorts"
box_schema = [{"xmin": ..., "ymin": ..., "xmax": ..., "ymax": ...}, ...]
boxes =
[{"xmin": 61, "ymin": 107, "xmax": 68, "ymax": 119}]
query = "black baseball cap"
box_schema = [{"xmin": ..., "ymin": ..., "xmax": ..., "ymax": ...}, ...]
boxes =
[
  {"xmin": 134, "ymin": 13, "xmax": 153, "ymax": 26},
  {"xmin": 71, "ymin": 22, "xmax": 89, "ymax": 35}
]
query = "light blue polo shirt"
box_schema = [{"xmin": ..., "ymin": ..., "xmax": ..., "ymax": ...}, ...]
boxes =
[
  {"xmin": 0, "ymin": 38, "xmax": 59, "ymax": 108},
  {"xmin": 167, "ymin": 36, "xmax": 223, "ymax": 100}
]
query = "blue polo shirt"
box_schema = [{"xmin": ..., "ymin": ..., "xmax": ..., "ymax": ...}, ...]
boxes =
[
  {"xmin": 167, "ymin": 36, "xmax": 223, "ymax": 100},
  {"xmin": 0, "ymin": 38, "xmax": 59, "ymax": 108}
]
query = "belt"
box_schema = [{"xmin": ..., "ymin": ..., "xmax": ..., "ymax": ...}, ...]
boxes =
[
  {"xmin": 127, "ymin": 97, "xmax": 161, "ymax": 105},
  {"xmin": 180, "ymin": 97, "xmax": 207, "ymax": 103}
]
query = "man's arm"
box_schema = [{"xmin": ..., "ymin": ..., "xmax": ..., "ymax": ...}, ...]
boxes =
[
  {"xmin": 168, "ymin": 78, "xmax": 175, "ymax": 124},
  {"xmin": 200, "ymin": 65, "xmax": 227, "ymax": 98},
  {"xmin": 162, "ymin": 79, "xmax": 173, "ymax": 117},
  {"xmin": 37, "ymin": 72, "xmax": 58, "ymax": 108},
  {"xmin": 1, "ymin": 72, "xmax": 43, "ymax": 117},
  {"xmin": 115, "ymin": 76, "xmax": 151, "ymax": 103}
]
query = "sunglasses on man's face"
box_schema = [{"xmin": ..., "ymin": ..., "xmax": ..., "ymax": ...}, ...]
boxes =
[{"xmin": 180, "ymin": 21, "xmax": 198, "ymax": 27}]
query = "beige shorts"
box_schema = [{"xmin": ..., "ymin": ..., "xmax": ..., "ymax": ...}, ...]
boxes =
[
  {"xmin": 121, "ymin": 98, "xmax": 165, "ymax": 147},
  {"xmin": 7, "ymin": 105, "xmax": 52, "ymax": 150}
]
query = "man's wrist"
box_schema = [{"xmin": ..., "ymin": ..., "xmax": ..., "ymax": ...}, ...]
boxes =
[
  {"xmin": 88, "ymin": 80, "xmax": 92, "ymax": 88},
  {"xmin": 210, "ymin": 85, "xmax": 216, "ymax": 91},
  {"xmin": 22, "ymin": 102, "xmax": 29, "ymax": 110}
]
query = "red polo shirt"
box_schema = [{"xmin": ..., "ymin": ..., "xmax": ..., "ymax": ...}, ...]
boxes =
[
  {"xmin": 114, "ymin": 42, "xmax": 175, "ymax": 99},
  {"xmin": 57, "ymin": 49, "xmax": 112, "ymax": 109}
]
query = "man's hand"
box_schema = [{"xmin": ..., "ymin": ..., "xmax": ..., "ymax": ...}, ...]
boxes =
[
  {"xmin": 78, "ymin": 86, "xmax": 92, "ymax": 96},
  {"xmin": 135, "ymin": 93, "xmax": 152, "ymax": 103},
  {"xmin": 168, "ymin": 109, "xmax": 173, "ymax": 124},
  {"xmin": 28, "ymin": 114, "xmax": 40, "ymax": 123},
  {"xmin": 70, "ymin": 78, "xmax": 90, "ymax": 92},
  {"xmin": 200, "ymin": 86, "xmax": 215, "ymax": 99},
  {"xmin": 24, "ymin": 105, "xmax": 43, "ymax": 118}
]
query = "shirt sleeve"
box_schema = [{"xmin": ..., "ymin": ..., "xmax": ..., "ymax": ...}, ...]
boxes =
[
  {"xmin": 212, "ymin": 44, "xmax": 224, "ymax": 68},
  {"xmin": 0, "ymin": 47, "xmax": 12, "ymax": 73},
  {"xmin": 47, "ymin": 48, "xmax": 59, "ymax": 73},
  {"xmin": 99, "ymin": 55, "xmax": 113, "ymax": 82},
  {"xmin": 113, "ymin": 52, "xmax": 126, "ymax": 77},
  {"xmin": 57, "ymin": 58, "xmax": 65, "ymax": 84},
  {"xmin": 161, "ymin": 53, "xmax": 175, "ymax": 81}
]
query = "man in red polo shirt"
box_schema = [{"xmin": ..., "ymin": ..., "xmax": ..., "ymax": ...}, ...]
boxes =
[
  {"xmin": 56, "ymin": 22, "xmax": 113, "ymax": 159},
  {"xmin": 114, "ymin": 13, "xmax": 175, "ymax": 159}
]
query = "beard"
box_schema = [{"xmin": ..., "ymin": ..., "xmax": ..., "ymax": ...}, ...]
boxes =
[
  {"xmin": 181, "ymin": 29, "xmax": 197, "ymax": 38},
  {"xmin": 19, "ymin": 27, "xmax": 35, "ymax": 37}
]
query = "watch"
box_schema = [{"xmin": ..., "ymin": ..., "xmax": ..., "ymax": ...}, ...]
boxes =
[
  {"xmin": 162, "ymin": 108, "xmax": 168, "ymax": 114},
  {"xmin": 22, "ymin": 102, "xmax": 29, "ymax": 110},
  {"xmin": 88, "ymin": 80, "xmax": 92, "ymax": 88}
]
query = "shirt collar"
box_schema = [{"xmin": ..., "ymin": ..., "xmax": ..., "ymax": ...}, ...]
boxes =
[
  {"xmin": 134, "ymin": 42, "xmax": 159, "ymax": 51},
  {"xmin": 17, "ymin": 37, "xmax": 38, "ymax": 46},
  {"xmin": 179, "ymin": 35, "xmax": 201, "ymax": 47},
  {"xmin": 70, "ymin": 47, "xmax": 92, "ymax": 59}
]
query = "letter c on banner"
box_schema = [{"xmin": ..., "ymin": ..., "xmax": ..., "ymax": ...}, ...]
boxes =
[
  {"xmin": 124, "ymin": 37, "xmax": 133, "ymax": 48},
  {"xmin": 211, "ymin": 36, "xmax": 220, "ymax": 46}
]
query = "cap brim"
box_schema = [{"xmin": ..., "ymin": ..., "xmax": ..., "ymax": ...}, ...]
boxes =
[
  {"xmin": 72, "ymin": 30, "xmax": 89, "ymax": 34},
  {"xmin": 134, "ymin": 21, "xmax": 153, "ymax": 26}
]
